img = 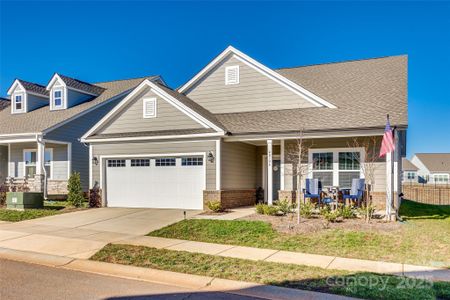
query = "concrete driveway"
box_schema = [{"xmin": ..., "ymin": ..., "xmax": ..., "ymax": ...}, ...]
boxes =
[{"xmin": 0, "ymin": 208, "xmax": 200, "ymax": 259}]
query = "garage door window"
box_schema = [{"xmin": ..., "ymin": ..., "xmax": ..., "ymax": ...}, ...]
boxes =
[
  {"xmin": 155, "ymin": 158, "xmax": 176, "ymax": 166},
  {"xmin": 108, "ymin": 159, "xmax": 126, "ymax": 167},
  {"xmin": 131, "ymin": 159, "xmax": 150, "ymax": 167},
  {"xmin": 182, "ymin": 157, "xmax": 203, "ymax": 166}
]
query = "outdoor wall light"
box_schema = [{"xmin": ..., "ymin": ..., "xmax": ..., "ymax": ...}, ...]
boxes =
[
  {"xmin": 92, "ymin": 156, "xmax": 99, "ymax": 166},
  {"xmin": 207, "ymin": 151, "xmax": 215, "ymax": 163}
]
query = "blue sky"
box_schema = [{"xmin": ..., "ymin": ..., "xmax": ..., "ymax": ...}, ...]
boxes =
[{"xmin": 1, "ymin": 1, "xmax": 449, "ymax": 156}]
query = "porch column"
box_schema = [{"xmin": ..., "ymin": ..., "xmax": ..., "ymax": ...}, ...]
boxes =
[
  {"xmin": 280, "ymin": 139, "xmax": 285, "ymax": 190},
  {"xmin": 386, "ymin": 152, "xmax": 393, "ymax": 220},
  {"xmin": 267, "ymin": 139, "xmax": 273, "ymax": 205},
  {"xmin": 36, "ymin": 141, "xmax": 45, "ymax": 176}
]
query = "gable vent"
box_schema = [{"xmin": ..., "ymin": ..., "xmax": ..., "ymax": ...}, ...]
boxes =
[
  {"xmin": 143, "ymin": 97, "xmax": 157, "ymax": 118},
  {"xmin": 225, "ymin": 65, "xmax": 240, "ymax": 85}
]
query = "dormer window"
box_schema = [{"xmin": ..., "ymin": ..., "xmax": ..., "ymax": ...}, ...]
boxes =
[
  {"xmin": 14, "ymin": 94, "xmax": 23, "ymax": 111},
  {"xmin": 53, "ymin": 89, "xmax": 63, "ymax": 108}
]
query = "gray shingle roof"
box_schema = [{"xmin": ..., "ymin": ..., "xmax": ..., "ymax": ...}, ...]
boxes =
[
  {"xmin": 17, "ymin": 80, "xmax": 49, "ymax": 97},
  {"xmin": 58, "ymin": 74, "xmax": 106, "ymax": 95},
  {"xmin": 415, "ymin": 153, "xmax": 450, "ymax": 173},
  {"xmin": 214, "ymin": 55, "xmax": 407, "ymax": 135},
  {"xmin": 89, "ymin": 128, "xmax": 215, "ymax": 140},
  {"xmin": 0, "ymin": 76, "xmax": 158, "ymax": 135},
  {"xmin": 402, "ymin": 158, "xmax": 419, "ymax": 171},
  {"xmin": 0, "ymin": 98, "xmax": 10, "ymax": 111}
]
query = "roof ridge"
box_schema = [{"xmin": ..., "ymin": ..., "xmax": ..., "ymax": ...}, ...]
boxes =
[
  {"xmin": 93, "ymin": 75, "xmax": 158, "ymax": 84},
  {"xmin": 58, "ymin": 74, "xmax": 104, "ymax": 88},
  {"xmin": 275, "ymin": 54, "xmax": 408, "ymax": 71},
  {"xmin": 17, "ymin": 79, "xmax": 47, "ymax": 88}
]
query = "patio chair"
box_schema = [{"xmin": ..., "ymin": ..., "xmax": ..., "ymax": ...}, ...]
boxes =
[
  {"xmin": 303, "ymin": 178, "xmax": 321, "ymax": 203},
  {"xmin": 342, "ymin": 178, "xmax": 365, "ymax": 206}
]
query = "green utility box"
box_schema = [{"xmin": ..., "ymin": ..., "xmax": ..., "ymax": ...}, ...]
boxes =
[{"xmin": 6, "ymin": 192, "xmax": 44, "ymax": 210}]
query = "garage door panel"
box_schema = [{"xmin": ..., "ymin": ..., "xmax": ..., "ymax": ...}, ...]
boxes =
[{"xmin": 106, "ymin": 156, "xmax": 204, "ymax": 209}]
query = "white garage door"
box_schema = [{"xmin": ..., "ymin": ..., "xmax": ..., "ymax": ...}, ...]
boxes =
[{"xmin": 106, "ymin": 156, "xmax": 205, "ymax": 209}]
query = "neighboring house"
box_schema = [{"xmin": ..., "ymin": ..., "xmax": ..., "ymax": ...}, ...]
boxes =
[
  {"xmin": 82, "ymin": 46, "xmax": 407, "ymax": 210},
  {"xmin": 402, "ymin": 157, "xmax": 419, "ymax": 183},
  {"xmin": 411, "ymin": 153, "xmax": 450, "ymax": 184},
  {"xmin": 0, "ymin": 75, "xmax": 162, "ymax": 195}
]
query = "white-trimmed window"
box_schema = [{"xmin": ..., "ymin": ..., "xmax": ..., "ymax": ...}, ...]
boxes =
[
  {"xmin": 143, "ymin": 98, "xmax": 157, "ymax": 118},
  {"xmin": 433, "ymin": 174, "xmax": 449, "ymax": 184},
  {"xmin": 131, "ymin": 159, "xmax": 150, "ymax": 167},
  {"xmin": 14, "ymin": 94, "xmax": 24, "ymax": 112},
  {"xmin": 406, "ymin": 172, "xmax": 416, "ymax": 180},
  {"xmin": 181, "ymin": 157, "xmax": 203, "ymax": 166},
  {"xmin": 108, "ymin": 159, "xmax": 126, "ymax": 167},
  {"xmin": 225, "ymin": 65, "xmax": 240, "ymax": 85},
  {"xmin": 23, "ymin": 148, "xmax": 53, "ymax": 178},
  {"xmin": 155, "ymin": 158, "xmax": 176, "ymax": 166},
  {"xmin": 53, "ymin": 89, "xmax": 63, "ymax": 108},
  {"xmin": 309, "ymin": 148, "xmax": 363, "ymax": 188}
]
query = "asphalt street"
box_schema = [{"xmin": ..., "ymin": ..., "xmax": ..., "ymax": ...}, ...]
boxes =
[{"xmin": 0, "ymin": 259, "xmax": 261, "ymax": 300}]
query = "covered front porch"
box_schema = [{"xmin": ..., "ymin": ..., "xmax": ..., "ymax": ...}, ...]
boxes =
[
  {"xmin": 0, "ymin": 134, "xmax": 71, "ymax": 196},
  {"xmin": 218, "ymin": 134, "xmax": 400, "ymax": 211}
]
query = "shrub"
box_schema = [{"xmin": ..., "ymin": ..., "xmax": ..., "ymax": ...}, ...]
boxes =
[
  {"xmin": 322, "ymin": 210, "xmax": 341, "ymax": 223},
  {"xmin": 300, "ymin": 201, "xmax": 315, "ymax": 218},
  {"xmin": 89, "ymin": 186, "xmax": 102, "ymax": 208},
  {"xmin": 67, "ymin": 172, "xmax": 84, "ymax": 208},
  {"xmin": 339, "ymin": 205, "xmax": 356, "ymax": 219},
  {"xmin": 263, "ymin": 205, "xmax": 279, "ymax": 216},
  {"xmin": 207, "ymin": 200, "xmax": 223, "ymax": 213},
  {"xmin": 0, "ymin": 185, "xmax": 8, "ymax": 207},
  {"xmin": 275, "ymin": 199, "xmax": 292, "ymax": 215},
  {"xmin": 255, "ymin": 203, "xmax": 265, "ymax": 214}
]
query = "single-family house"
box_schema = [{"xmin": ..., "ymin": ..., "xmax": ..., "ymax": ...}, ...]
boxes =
[
  {"xmin": 410, "ymin": 153, "xmax": 450, "ymax": 184},
  {"xmin": 0, "ymin": 75, "xmax": 162, "ymax": 196},
  {"xmin": 81, "ymin": 46, "xmax": 407, "ymax": 211},
  {"xmin": 401, "ymin": 157, "xmax": 419, "ymax": 183}
]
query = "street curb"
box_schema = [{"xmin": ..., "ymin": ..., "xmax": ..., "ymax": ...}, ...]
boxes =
[{"xmin": 0, "ymin": 248, "xmax": 355, "ymax": 300}]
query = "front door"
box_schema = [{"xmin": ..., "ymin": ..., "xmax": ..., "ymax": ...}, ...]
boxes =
[{"xmin": 272, "ymin": 160, "xmax": 281, "ymax": 200}]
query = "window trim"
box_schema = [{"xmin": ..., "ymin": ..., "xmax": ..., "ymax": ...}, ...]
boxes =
[
  {"xmin": 23, "ymin": 148, "xmax": 53, "ymax": 179},
  {"xmin": 51, "ymin": 87, "xmax": 66, "ymax": 110},
  {"xmin": 406, "ymin": 171, "xmax": 416, "ymax": 180},
  {"xmin": 107, "ymin": 159, "xmax": 126, "ymax": 168},
  {"xmin": 13, "ymin": 93, "xmax": 25, "ymax": 113},
  {"xmin": 143, "ymin": 97, "xmax": 157, "ymax": 118},
  {"xmin": 181, "ymin": 156, "xmax": 204, "ymax": 166},
  {"xmin": 225, "ymin": 65, "xmax": 240, "ymax": 85},
  {"xmin": 130, "ymin": 159, "xmax": 150, "ymax": 167},
  {"xmin": 53, "ymin": 89, "xmax": 63, "ymax": 108},
  {"xmin": 155, "ymin": 157, "xmax": 176, "ymax": 167},
  {"xmin": 433, "ymin": 173, "xmax": 449, "ymax": 184},
  {"xmin": 308, "ymin": 148, "xmax": 365, "ymax": 188}
]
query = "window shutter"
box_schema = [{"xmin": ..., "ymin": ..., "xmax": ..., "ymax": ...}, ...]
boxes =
[
  {"xmin": 225, "ymin": 66, "xmax": 240, "ymax": 85},
  {"xmin": 143, "ymin": 98, "xmax": 157, "ymax": 118}
]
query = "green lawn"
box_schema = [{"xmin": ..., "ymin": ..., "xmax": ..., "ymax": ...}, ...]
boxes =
[
  {"xmin": 0, "ymin": 200, "xmax": 87, "ymax": 222},
  {"xmin": 92, "ymin": 244, "xmax": 450, "ymax": 300},
  {"xmin": 149, "ymin": 200, "xmax": 450, "ymax": 267}
]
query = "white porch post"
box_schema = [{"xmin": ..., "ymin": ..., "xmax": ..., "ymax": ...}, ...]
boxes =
[
  {"xmin": 267, "ymin": 139, "xmax": 273, "ymax": 205},
  {"xmin": 36, "ymin": 140, "xmax": 45, "ymax": 176},
  {"xmin": 280, "ymin": 139, "xmax": 285, "ymax": 190},
  {"xmin": 386, "ymin": 152, "xmax": 393, "ymax": 220},
  {"xmin": 216, "ymin": 139, "xmax": 221, "ymax": 190}
]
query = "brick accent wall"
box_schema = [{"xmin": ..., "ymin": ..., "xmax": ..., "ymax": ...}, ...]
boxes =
[
  {"xmin": 203, "ymin": 189, "xmax": 256, "ymax": 209},
  {"xmin": 47, "ymin": 180, "xmax": 68, "ymax": 195},
  {"xmin": 370, "ymin": 191, "xmax": 386, "ymax": 210},
  {"xmin": 278, "ymin": 190, "xmax": 297, "ymax": 203}
]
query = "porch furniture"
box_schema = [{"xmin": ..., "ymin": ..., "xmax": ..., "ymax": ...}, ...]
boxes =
[
  {"xmin": 304, "ymin": 178, "xmax": 321, "ymax": 203},
  {"xmin": 342, "ymin": 178, "xmax": 365, "ymax": 206},
  {"xmin": 322, "ymin": 187, "xmax": 339, "ymax": 209}
]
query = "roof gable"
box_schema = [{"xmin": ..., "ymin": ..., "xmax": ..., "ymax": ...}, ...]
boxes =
[
  {"xmin": 7, "ymin": 79, "xmax": 49, "ymax": 97},
  {"xmin": 179, "ymin": 46, "xmax": 336, "ymax": 109}
]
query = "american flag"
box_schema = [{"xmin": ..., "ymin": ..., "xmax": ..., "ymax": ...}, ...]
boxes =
[{"xmin": 379, "ymin": 116, "xmax": 395, "ymax": 157}]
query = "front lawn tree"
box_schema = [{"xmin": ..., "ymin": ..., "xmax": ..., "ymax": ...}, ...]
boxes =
[
  {"xmin": 67, "ymin": 172, "xmax": 84, "ymax": 207},
  {"xmin": 285, "ymin": 130, "xmax": 311, "ymax": 224}
]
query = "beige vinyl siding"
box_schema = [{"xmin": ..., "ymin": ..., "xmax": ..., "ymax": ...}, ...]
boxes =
[
  {"xmin": 221, "ymin": 142, "xmax": 257, "ymax": 190},
  {"xmin": 0, "ymin": 145, "xmax": 7, "ymax": 183},
  {"xmin": 99, "ymin": 89, "xmax": 203, "ymax": 135},
  {"xmin": 91, "ymin": 140, "xmax": 216, "ymax": 190},
  {"xmin": 45, "ymin": 96, "xmax": 125, "ymax": 190},
  {"xmin": 185, "ymin": 55, "xmax": 315, "ymax": 114},
  {"xmin": 283, "ymin": 136, "xmax": 386, "ymax": 192}
]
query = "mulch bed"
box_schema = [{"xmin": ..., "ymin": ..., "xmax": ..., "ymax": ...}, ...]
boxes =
[{"xmin": 241, "ymin": 213, "xmax": 402, "ymax": 234}]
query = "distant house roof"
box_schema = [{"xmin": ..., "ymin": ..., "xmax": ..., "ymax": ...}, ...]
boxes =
[
  {"xmin": 213, "ymin": 55, "xmax": 408, "ymax": 135},
  {"xmin": 17, "ymin": 80, "xmax": 49, "ymax": 97},
  {"xmin": 415, "ymin": 153, "xmax": 450, "ymax": 173},
  {"xmin": 58, "ymin": 74, "xmax": 106, "ymax": 95},
  {"xmin": 0, "ymin": 76, "xmax": 159, "ymax": 135},
  {"xmin": 0, "ymin": 98, "xmax": 10, "ymax": 111},
  {"xmin": 402, "ymin": 158, "xmax": 419, "ymax": 171}
]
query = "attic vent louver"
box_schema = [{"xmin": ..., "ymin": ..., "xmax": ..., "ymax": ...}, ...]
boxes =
[
  {"xmin": 143, "ymin": 98, "xmax": 157, "ymax": 118},
  {"xmin": 225, "ymin": 65, "xmax": 239, "ymax": 85}
]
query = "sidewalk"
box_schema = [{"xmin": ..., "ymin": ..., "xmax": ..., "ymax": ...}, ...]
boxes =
[
  {"xmin": 115, "ymin": 235, "xmax": 450, "ymax": 282},
  {"xmin": 0, "ymin": 247, "xmax": 356, "ymax": 300}
]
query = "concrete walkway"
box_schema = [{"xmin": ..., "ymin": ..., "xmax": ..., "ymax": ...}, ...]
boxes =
[
  {"xmin": 193, "ymin": 206, "xmax": 255, "ymax": 220},
  {"xmin": 115, "ymin": 235, "xmax": 450, "ymax": 282}
]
